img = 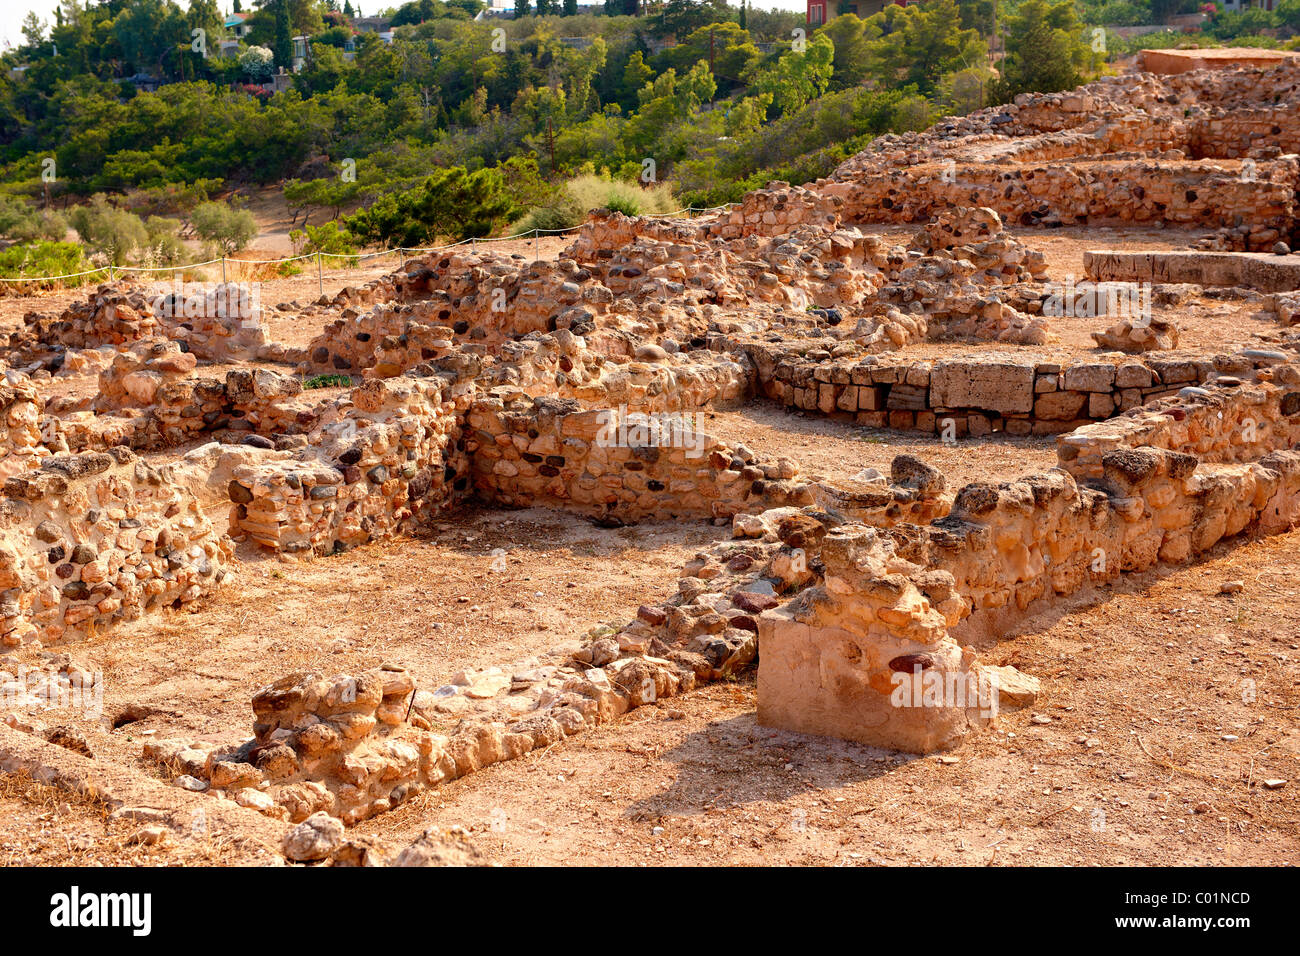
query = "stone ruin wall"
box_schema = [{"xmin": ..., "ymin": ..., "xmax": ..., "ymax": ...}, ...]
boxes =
[
  {"xmin": 229, "ymin": 375, "xmax": 471, "ymax": 554},
  {"xmin": 9, "ymin": 282, "xmax": 269, "ymax": 373},
  {"xmin": 805, "ymin": 61, "xmax": 1300, "ymax": 251},
  {"xmin": 1059, "ymin": 358, "xmax": 1300, "ymax": 478},
  {"xmin": 820, "ymin": 159, "xmax": 1298, "ymax": 250},
  {"xmin": 757, "ymin": 360, "xmax": 1300, "ymax": 753},
  {"xmin": 465, "ymin": 392, "xmax": 816, "ymax": 523},
  {"xmin": 748, "ymin": 347, "xmax": 1222, "ymax": 436},
  {"xmin": 0, "ymin": 447, "xmax": 231, "ymax": 648},
  {"xmin": 0, "ymin": 379, "xmax": 48, "ymax": 481},
  {"xmin": 46, "ymin": 343, "xmax": 310, "ymax": 455},
  {"xmin": 484, "ymin": 337, "xmax": 754, "ymax": 415},
  {"xmin": 298, "ymin": 252, "xmax": 620, "ymax": 377}
]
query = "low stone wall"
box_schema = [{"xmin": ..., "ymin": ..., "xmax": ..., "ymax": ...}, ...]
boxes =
[
  {"xmin": 146, "ymin": 648, "xmax": 705, "ymax": 826},
  {"xmin": 1084, "ymin": 250, "xmax": 1300, "ymax": 293},
  {"xmin": 697, "ymin": 183, "xmax": 843, "ymax": 240},
  {"xmin": 748, "ymin": 347, "xmax": 1221, "ymax": 436},
  {"xmin": 1058, "ymin": 359, "xmax": 1300, "ymax": 479},
  {"xmin": 229, "ymin": 376, "xmax": 469, "ymax": 554},
  {"xmin": 10, "ymin": 285, "xmax": 158, "ymax": 359},
  {"xmin": 300, "ymin": 253, "xmax": 619, "ymax": 376},
  {"xmin": 1186, "ymin": 106, "xmax": 1300, "ymax": 161},
  {"xmin": 817, "ymin": 159, "xmax": 1298, "ymax": 251},
  {"xmin": 485, "ymin": 335, "xmax": 755, "ymax": 413},
  {"xmin": 149, "ymin": 282, "xmax": 270, "ymax": 363},
  {"xmin": 56, "ymin": 342, "xmax": 310, "ymax": 452},
  {"xmin": 466, "ymin": 392, "xmax": 816, "ymax": 523},
  {"xmin": 0, "ymin": 447, "xmax": 232, "ymax": 647}
]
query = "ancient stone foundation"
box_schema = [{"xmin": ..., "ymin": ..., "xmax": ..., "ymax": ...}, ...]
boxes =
[{"xmin": 0, "ymin": 448, "xmax": 232, "ymax": 647}]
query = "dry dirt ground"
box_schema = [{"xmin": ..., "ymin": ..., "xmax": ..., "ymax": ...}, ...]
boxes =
[
  {"xmin": 0, "ymin": 224, "xmax": 1296, "ymax": 866},
  {"xmin": 5, "ymin": 512, "xmax": 1294, "ymax": 867}
]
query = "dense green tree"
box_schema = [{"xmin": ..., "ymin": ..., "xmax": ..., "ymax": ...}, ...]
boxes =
[
  {"xmin": 273, "ymin": 0, "xmax": 294, "ymax": 70},
  {"xmin": 113, "ymin": 0, "xmax": 188, "ymax": 76},
  {"xmin": 991, "ymin": 0, "xmax": 1096, "ymax": 101},
  {"xmin": 289, "ymin": 0, "xmax": 326, "ymax": 34},
  {"xmin": 657, "ymin": 22, "xmax": 760, "ymax": 94},
  {"xmin": 392, "ymin": 0, "xmax": 440, "ymax": 27},
  {"xmin": 191, "ymin": 199, "xmax": 258, "ymax": 254},
  {"xmin": 652, "ymin": 0, "xmax": 722, "ymax": 39},
  {"xmin": 21, "ymin": 13, "xmax": 46, "ymax": 48},
  {"xmin": 69, "ymin": 195, "xmax": 149, "ymax": 265},
  {"xmin": 1279, "ymin": 0, "xmax": 1300, "ymax": 30},
  {"xmin": 816, "ymin": 14, "xmax": 870, "ymax": 90},
  {"xmin": 344, "ymin": 166, "xmax": 515, "ymax": 245},
  {"xmin": 860, "ymin": 0, "xmax": 986, "ymax": 97},
  {"xmin": 748, "ymin": 32, "xmax": 834, "ymax": 116}
]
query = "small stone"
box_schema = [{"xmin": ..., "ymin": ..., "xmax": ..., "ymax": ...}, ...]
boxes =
[
  {"xmin": 283, "ymin": 811, "xmax": 345, "ymax": 862},
  {"xmin": 126, "ymin": 825, "xmax": 167, "ymax": 846}
]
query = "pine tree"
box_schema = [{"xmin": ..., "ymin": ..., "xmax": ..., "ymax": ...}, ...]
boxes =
[
  {"xmin": 234, "ymin": 0, "xmax": 242, "ymax": 11},
  {"xmin": 563, "ymin": 0, "xmax": 578, "ymax": 14},
  {"xmin": 738, "ymin": 0, "xmax": 746, "ymax": 30},
  {"xmin": 515, "ymin": 0, "xmax": 531, "ymax": 16},
  {"xmin": 344, "ymin": 0, "xmax": 354, "ymax": 16}
]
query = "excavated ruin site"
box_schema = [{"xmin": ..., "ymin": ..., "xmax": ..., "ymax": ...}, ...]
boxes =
[{"xmin": 0, "ymin": 63, "xmax": 1298, "ymax": 867}]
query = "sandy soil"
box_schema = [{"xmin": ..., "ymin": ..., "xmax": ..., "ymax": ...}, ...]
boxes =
[{"xmin": 357, "ymin": 529, "xmax": 1300, "ymax": 867}]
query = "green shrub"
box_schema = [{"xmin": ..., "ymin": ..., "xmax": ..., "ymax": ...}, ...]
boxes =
[
  {"xmin": 291, "ymin": 221, "xmax": 360, "ymax": 261},
  {"xmin": 302, "ymin": 373, "xmax": 353, "ymax": 389},
  {"xmin": 0, "ymin": 241, "xmax": 95, "ymax": 290},
  {"xmin": 345, "ymin": 166, "xmax": 516, "ymax": 248},
  {"xmin": 512, "ymin": 174, "xmax": 676, "ymax": 232},
  {"xmin": 141, "ymin": 216, "xmax": 187, "ymax": 266},
  {"xmin": 512, "ymin": 196, "xmax": 586, "ymax": 233}
]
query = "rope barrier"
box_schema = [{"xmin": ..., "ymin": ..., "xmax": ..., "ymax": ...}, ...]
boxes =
[{"xmin": 0, "ymin": 201, "xmax": 742, "ymax": 284}]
